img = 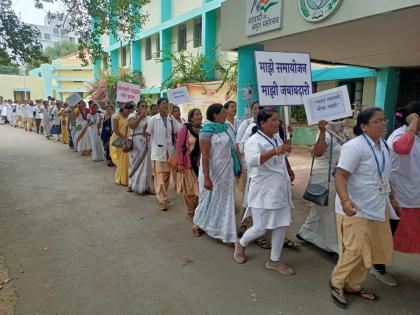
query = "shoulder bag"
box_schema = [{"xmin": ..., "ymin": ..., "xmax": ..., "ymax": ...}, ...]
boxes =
[{"xmin": 303, "ymin": 133, "xmax": 333, "ymax": 207}]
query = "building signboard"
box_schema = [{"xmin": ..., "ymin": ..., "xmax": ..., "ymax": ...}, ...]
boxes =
[
  {"xmin": 246, "ymin": 0, "xmax": 283, "ymax": 36},
  {"xmin": 299, "ymin": 0, "xmax": 342, "ymax": 23}
]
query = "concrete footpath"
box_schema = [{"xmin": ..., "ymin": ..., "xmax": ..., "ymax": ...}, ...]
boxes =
[{"xmin": 0, "ymin": 125, "xmax": 419, "ymax": 315}]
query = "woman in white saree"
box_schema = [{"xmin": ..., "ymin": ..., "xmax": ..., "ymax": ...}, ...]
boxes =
[
  {"xmin": 193, "ymin": 103, "xmax": 241, "ymax": 243},
  {"xmin": 127, "ymin": 100, "xmax": 152, "ymax": 194}
]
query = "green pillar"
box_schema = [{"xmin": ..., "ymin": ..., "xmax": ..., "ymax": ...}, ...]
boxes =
[
  {"xmin": 110, "ymin": 49, "xmax": 119, "ymax": 76},
  {"xmin": 202, "ymin": 1, "xmax": 216, "ymax": 80},
  {"xmin": 375, "ymin": 67, "xmax": 400, "ymax": 134},
  {"xmin": 237, "ymin": 44, "xmax": 264, "ymax": 119},
  {"xmin": 131, "ymin": 41, "xmax": 141, "ymax": 72},
  {"xmin": 160, "ymin": 0, "xmax": 172, "ymax": 85},
  {"xmin": 94, "ymin": 58, "xmax": 102, "ymax": 80}
]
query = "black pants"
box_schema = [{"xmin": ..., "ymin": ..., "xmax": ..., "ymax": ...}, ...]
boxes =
[
  {"xmin": 68, "ymin": 127, "xmax": 73, "ymax": 149},
  {"xmin": 35, "ymin": 119, "xmax": 42, "ymax": 134},
  {"xmin": 374, "ymin": 219, "xmax": 399, "ymax": 273},
  {"xmin": 103, "ymin": 140, "xmax": 111, "ymax": 161}
]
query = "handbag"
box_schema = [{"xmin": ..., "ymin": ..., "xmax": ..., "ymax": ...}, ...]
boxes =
[
  {"xmin": 303, "ymin": 133, "xmax": 333, "ymax": 206},
  {"xmin": 122, "ymin": 124, "xmax": 133, "ymax": 152}
]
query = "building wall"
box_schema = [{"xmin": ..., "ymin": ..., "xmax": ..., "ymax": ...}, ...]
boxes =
[
  {"xmin": 142, "ymin": 2, "xmax": 161, "ymax": 30},
  {"xmin": 141, "ymin": 34, "xmax": 162, "ymax": 89},
  {"xmin": 0, "ymin": 75, "xmax": 45, "ymax": 100},
  {"xmin": 316, "ymin": 81, "xmax": 337, "ymax": 92},
  {"xmin": 362, "ymin": 77, "xmax": 377, "ymax": 107},
  {"xmin": 220, "ymin": 0, "xmax": 420, "ymax": 51},
  {"xmin": 172, "ymin": 0, "xmax": 202, "ymax": 17}
]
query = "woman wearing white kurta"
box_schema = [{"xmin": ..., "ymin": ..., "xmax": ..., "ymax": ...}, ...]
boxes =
[
  {"xmin": 297, "ymin": 120, "xmax": 352, "ymax": 257},
  {"xmin": 331, "ymin": 108, "xmax": 400, "ymax": 308},
  {"xmin": 193, "ymin": 103, "xmax": 241, "ymax": 243},
  {"xmin": 127, "ymin": 101, "xmax": 152, "ymax": 194},
  {"xmin": 233, "ymin": 109, "xmax": 294, "ymax": 276},
  {"xmin": 87, "ymin": 103, "xmax": 104, "ymax": 161}
]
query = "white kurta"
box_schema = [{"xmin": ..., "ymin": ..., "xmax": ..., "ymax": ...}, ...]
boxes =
[
  {"xmin": 387, "ymin": 126, "xmax": 420, "ymax": 208},
  {"xmin": 193, "ymin": 128, "xmax": 237, "ymax": 243},
  {"xmin": 87, "ymin": 113, "xmax": 104, "ymax": 161},
  {"xmin": 128, "ymin": 114, "xmax": 151, "ymax": 193},
  {"xmin": 244, "ymin": 131, "xmax": 293, "ymax": 230}
]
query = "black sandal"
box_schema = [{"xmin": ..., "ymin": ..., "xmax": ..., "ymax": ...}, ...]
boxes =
[
  {"xmin": 283, "ymin": 239, "xmax": 302, "ymax": 248},
  {"xmin": 255, "ymin": 238, "xmax": 271, "ymax": 249},
  {"xmin": 331, "ymin": 285, "xmax": 348, "ymax": 308},
  {"xmin": 344, "ymin": 288, "xmax": 378, "ymax": 301}
]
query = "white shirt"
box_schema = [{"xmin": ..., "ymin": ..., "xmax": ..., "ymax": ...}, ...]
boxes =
[
  {"xmin": 34, "ymin": 105, "xmax": 42, "ymax": 119},
  {"xmin": 24, "ymin": 104, "xmax": 35, "ymax": 118},
  {"xmin": 16, "ymin": 104, "xmax": 23, "ymax": 116},
  {"xmin": 244, "ymin": 131, "xmax": 294, "ymax": 209},
  {"xmin": 146, "ymin": 114, "xmax": 179, "ymax": 161},
  {"xmin": 335, "ymin": 135, "xmax": 396, "ymax": 222},
  {"xmin": 387, "ymin": 126, "xmax": 420, "ymax": 208},
  {"xmin": 51, "ymin": 107, "xmax": 61, "ymax": 125}
]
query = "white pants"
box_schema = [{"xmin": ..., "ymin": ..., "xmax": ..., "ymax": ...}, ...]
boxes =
[{"xmin": 240, "ymin": 226, "xmax": 287, "ymax": 262}]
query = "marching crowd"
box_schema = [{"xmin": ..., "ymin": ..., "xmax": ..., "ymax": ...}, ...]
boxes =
[{"xmin": 1, "ymin": 95, "xmax": 419, "ymax": 309}]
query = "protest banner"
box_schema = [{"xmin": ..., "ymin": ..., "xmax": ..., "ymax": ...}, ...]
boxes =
[
  {"xmin": 167, "ymin": 87, "xmax": 191, "ymax": 105},
  {"xmin": 66, "ymin": 93, "xmax": 83, "ymax": 107},
  {"xmin": 255, "ymin": 51, "xmax": 312, "ymax": 106},
  {"xmin": 116, "ymin": 81, "xmax": 141, "ymax": 104},
  {"xmin": 302, "ymin": 85, "xmax": 352, "ymax": 125},
  {"xmin": 178, "ymin": 82, "xmax": 235, "ymax": 120}
]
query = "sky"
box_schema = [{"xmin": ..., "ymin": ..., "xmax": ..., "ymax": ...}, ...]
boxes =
[{"xmin": 11, "ymin": 0, "xmax": 63, "ymax": 25}]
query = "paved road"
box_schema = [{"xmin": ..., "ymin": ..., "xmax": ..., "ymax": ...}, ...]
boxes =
[{"xmin": 0, "ymin": 125, "xmax": 419, "ymax": 315}]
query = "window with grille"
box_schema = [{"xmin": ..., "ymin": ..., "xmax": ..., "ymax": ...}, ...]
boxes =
[
  {"xmin": 145, "ymin": 37, "xmax": 152, "ymax": 61},
  {"xmin": 193, "ymin": 17, "xmax": 202, "ymax": 48},
  {"xmin": 178, "ymin": 23, "xmax": 187, "ymax": 51}
]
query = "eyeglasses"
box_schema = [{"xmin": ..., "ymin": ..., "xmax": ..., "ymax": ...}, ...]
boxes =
[{"xmin": 371, "ymin": 118, "xmax": 388, "ymax": 124}]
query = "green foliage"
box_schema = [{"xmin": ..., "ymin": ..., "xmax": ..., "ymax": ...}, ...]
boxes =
[
  {"xmin": 86, "ymin": 68, "xmax": 145, "ymax": 104},
  {"xmin": 291, "ymin": 105, "xmax": 308, "ymax": 124},
  {"xmin": 45, "ymin": 40, "xmax": 79, "ymax": 60},
  {"xmin": 35, "ymin": 0, "xmax": 151, "ymax": 65},
  {"xmin": 0, "ymin": 0, "xmax": 50, "ymax": 66},
  {"xmin": 215, "ymin": 59, "xmax": 238, "ymax": 99},
  {"xmin": 159, "ymin": 49, "xmax": 214, "ymax": 90},
  {"xmin": 0, "ymin": 65, "xmax": 19, "ymax": 75}
]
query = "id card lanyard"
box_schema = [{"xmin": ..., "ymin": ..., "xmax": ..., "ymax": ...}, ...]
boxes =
[
  {"xmin": 362, "ymin": 134, "xmax": 390, "ymax": 194},
  {"xmin": 258, "ymin": 131, "xmax": 279, "ymax": 164}
]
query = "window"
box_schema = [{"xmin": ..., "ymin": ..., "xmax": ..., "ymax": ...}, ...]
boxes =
[
  {"xmin": 155, "ymin": 33, "xmax": 160, "ymax": 57},
  {"xmin": 61, "ymin": 29, "xmax": 67, "ymax": 35},
  {"xmin": 13, "ymin": 91, "xmax": 31, "ymax": 101},
  {"xmin": 338, "ymin": 79, "xmax": 364, "ymax": 104},
  {"xmin": 178, "ymin": 23, "xmax": 187, "ymax": 51},
  {"xmin": 121, "ymin": 46, "xmax": 127, "ymax": 67},
  {"xmin": 193, "ymin": 17, "xmax": 202, "ymax": 48},
  {"xmin": 145, "ymin": 37, "xmax": 152, "ymax": 61},
  {"xmin": 44, "ymin": 33, "xmax": 51, "ymax": 40},
  {"xmin": 53, "ymin": 28, "xmax": 59, "ymax": 35},
  {"xmin": 69, "ymin": 37, "xmax": 75, "ymax": 43}
]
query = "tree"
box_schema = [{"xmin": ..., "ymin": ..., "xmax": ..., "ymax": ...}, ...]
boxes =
[
  {"xmin": 35, "ymin": 0, "xmax": 151, "ymax": 66},
  {"xmin": 45, "ymin": 40, "xmax": 79, "ymax": 60},
  {"xmin": 0, "ymin": 0, "xmax": 50, "ymax": 66}
]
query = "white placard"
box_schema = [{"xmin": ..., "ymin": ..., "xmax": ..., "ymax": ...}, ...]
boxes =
[
  {"xmin": 255, "ymin": 51, "xmax": 312, "ymax": 106},
  {"xmin": 246, "ymin": 0, "xmax": 283, "ymax": 36},
  {"xmin": 65, "ymin": 93, "xmax": 82, "ymax": 107},
  {"xmin": 116, "ymin": 81, "xmax": 141, "ymax": 104},
  {"xmin": 167, "ymin": 87, "xmax": 191, "ymax": 105},
  {"xmin": 302, "ymin": 86, "xmax": 352, "ymax": 125}
]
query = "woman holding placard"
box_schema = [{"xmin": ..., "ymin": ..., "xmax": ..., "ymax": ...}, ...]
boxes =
[{"xmin": 297, "ymin": 118, "xmax": 352, "ymax": 261}]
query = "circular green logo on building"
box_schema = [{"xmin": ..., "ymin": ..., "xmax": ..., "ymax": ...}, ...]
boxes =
[{"xmin": 299, "ymin": 0, "xmax": 342, "ymax": 22}]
